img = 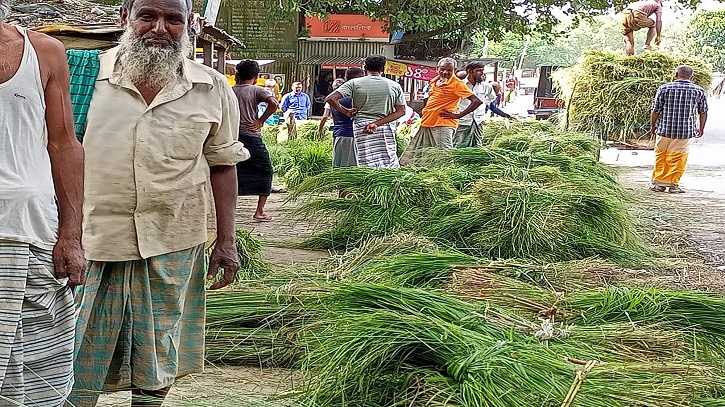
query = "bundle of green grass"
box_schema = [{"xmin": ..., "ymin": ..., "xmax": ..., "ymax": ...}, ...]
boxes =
[
  {"xmin": 261, "ymin": 122, "xmax": 333, "ymax": 189},
  {"xmin": 480, "ymin": 121, "xmax": 600, "ymax": 158},
  {"xmin": 296, "ymin": 282, "xmax": 725, "ymax": 407},
  {"xmin": 553, "ymin": 51, "xmax": 712, "ymax": 143},
  {"xmin": 292, "ymin": 143, "xmax": 642, "ymax": 262}
]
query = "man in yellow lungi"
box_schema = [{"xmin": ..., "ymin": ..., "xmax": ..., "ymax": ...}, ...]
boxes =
[
  {"xmin": 650, "ymin": 65, "xmax": 708, "ymax": 194},
  {"xmin": 67, "ymin": 0, "xmax": 250, "ymax": 405}
]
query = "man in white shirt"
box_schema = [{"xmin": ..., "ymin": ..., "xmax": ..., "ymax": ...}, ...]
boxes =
[{"xmin": 454, "ymin": 62, "xmax": 497, "ymax": 148}]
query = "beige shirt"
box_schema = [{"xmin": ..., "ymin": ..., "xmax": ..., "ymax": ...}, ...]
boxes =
[{"xmin": 83, "ymin": 46, "xmax": 249, "ymax": 261}]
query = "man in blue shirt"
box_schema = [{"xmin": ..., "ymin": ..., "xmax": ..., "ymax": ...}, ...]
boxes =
[{"xmin": 280, "ymin": 81, "xmax": 311, "ymax": 120}]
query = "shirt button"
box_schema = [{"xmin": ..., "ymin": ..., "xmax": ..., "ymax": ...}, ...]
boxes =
[
  {"xmin": 139, "ymin": 138, "xmax": 146, "ymax": 142},
  {"xmin": 137, "ymin": 163, "xmax": 143, "ymax": 167}
]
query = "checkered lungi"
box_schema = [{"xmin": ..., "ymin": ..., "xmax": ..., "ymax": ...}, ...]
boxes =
[
  {"xmin": 353, "ymin": 119, "xmax": 400, "ymax": 169},
  {"xmin": 399, "ymin": 125, "xmax": 456, "ymax": 165},
  {"xmin": 453, "ymin": 122, "xmax": 482, "ymax": 148},
  {"xmin": 68, "ymin": 244, "xmax": 206, "ymax": 406},
  {"xmin": 0, "ymin": 241, "xmax": 75, "ymax": 407}
]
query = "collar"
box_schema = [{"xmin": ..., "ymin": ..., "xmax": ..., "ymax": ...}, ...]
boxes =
[{"xmin": 98, "ymin": 45, "xmax": 214, "ymax": 87}]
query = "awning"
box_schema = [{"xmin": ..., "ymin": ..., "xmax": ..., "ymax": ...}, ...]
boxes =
[{"xmin": 299, "ymin": 55, "xmax": 365, "ymax": 65}]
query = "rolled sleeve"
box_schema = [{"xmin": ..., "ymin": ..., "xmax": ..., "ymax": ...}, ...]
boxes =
[
  {"xmin": 698, "ymin": 92, "xmax": 709, "ymax": 113},
  {"xmin": 204, "ymin": 84, "xmax": 250, "ymax": 167}
]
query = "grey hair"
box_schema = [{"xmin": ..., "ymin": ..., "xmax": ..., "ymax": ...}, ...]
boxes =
[
  {"xmin": 122, "ymin": 0, "xmax": 192, "ymax": 13},
  {"xmin": 438, "ymin": 57, "xmax": 457, "ymax": 67},
  {"xmin": 675, "ymin": 64, "xmax": 694, "ymax": 79}
]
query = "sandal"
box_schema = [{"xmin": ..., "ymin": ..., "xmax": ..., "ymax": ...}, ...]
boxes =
[
  {"xmin": 668, "ymin": 187, "xmax": 685, "ymax": 194},
  {"xmin": 253, "ymin": 214, "xmax": 275, "ymax": 222},
  {"xmin": 649, "ymin": 186, "xmax": 666, "ymax": 192}
]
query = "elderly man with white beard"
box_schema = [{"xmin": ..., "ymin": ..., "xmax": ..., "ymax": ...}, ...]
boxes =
[
  {"xmin": 0, "ymin": 1, "xmax": 85, "ymax": 406},
  {"xmin": 67, "ymin": 0, "xmax": 249, "ymax": 405}
]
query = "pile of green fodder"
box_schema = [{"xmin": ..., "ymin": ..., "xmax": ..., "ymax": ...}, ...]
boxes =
[
  {"xmin": 553, "ymin": 51, "xmax": 712, "ymax": 143},
  {"xmin": 480, "ymin": 120, "xmax": 600, "ymax": 158},
  {"xmin": 261, "ymin": 123, "xmax": 333, "ymax": 189},
  {"xmin": 291, "ymin": 144, "xmax": 643, "ymax": 263},
  {"xmin": 204, "ymin": 268, "xmax": 327, "ymax": 367},
  {"xmin": 291, "ymin": 167, "xmax": 458, "ymax": 249},
  {"xmin": 297, "ymin": 280, "xmax": 725, "ymax": 407},
  {"xmin": 395, "ymin": 119, "xmax": 421, "ymax": 156},
  {"xmin": 283, "ymin": 244, "xmax": 725, "ymax": 407}
]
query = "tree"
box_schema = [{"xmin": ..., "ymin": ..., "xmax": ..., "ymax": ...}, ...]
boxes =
[
  {"xmin": 272, "ymin": 0, "xmax": 706, "ymax": 46},
  {"xmin": 681, "ymin": 10, "xmax": 725, "ymax": 72},
  {"xmin": 472, "ymin": 16, "xmax": 687, "ymax": 68}
]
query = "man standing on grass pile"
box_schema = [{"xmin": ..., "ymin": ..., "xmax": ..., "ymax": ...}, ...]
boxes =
[
  {"xmin": 327, "ymin": 55, "xmax": 407, "ymax": 168},
  {"xmin": 453, "ymin": 62, "xmax": 497, "ymax": 148},
  {"xmin": 650, "ymin": 64, "xmax": 708, "ymax": 194},
  {"xmin": 618, "ymin": 0, "xmax": 663, "ymax": 55},
  {"xmin": 400, "ymin": 57, "xmax": 482, "ymax": 164},
  {"xmin": 68, "ymin": 0, "xmax": 250, "ymax": 405},
  {"xmin": 0, "ymin": 1, "xmax": 85, "ymax": 404}
]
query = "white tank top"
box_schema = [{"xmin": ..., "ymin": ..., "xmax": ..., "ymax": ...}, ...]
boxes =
[{"xmin": 0, "ymin": 27, "xmax": 57, "ymax": 249}]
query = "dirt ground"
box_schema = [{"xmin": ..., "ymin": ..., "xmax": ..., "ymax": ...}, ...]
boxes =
[{"xmin": 97, "ymin": 163, "xmax": 725, "ymax": 406}]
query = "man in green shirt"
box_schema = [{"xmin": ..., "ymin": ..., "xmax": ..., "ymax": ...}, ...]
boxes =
[{"xmin": 327, "ymin": 55, "xmax": 407, "ymax": 168}]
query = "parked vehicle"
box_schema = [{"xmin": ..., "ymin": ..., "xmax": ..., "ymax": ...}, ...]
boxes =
[{"xmin": 528, "ymin": 66, "xmax": 565, "ymax": 120}]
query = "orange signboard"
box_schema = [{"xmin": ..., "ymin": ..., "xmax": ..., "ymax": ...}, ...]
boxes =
[{"xmin": 305, "ymin": 14, "xmax": 389, "ymax": 40}]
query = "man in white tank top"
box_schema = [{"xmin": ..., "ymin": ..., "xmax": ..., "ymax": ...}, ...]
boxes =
[{"xmin": 0, "ymin": 1, "xmax": 86, "ymax": 406}]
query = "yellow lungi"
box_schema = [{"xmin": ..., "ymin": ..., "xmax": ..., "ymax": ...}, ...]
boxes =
[{"xmin": 652, "ymin": 135, "xmax": 693, "ymax": 188}]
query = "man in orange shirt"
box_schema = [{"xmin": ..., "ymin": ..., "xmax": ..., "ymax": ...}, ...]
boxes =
[{"xmin": 400, "ymin": 57, "xmax": 482, "ymax": 164}]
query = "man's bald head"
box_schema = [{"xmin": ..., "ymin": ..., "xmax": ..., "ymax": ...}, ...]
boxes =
[
  {"xmin": 0, "ymin": 0, "xmax": 12, "ymax": 23},
  {"xmin": 675, "ymin": 65, "xmax": 694, "ymax": 80}
]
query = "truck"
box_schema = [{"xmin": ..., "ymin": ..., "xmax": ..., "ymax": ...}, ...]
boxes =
[{"xmin": 528, "ymin": 66, "xmax": 565, "ymax": 120}]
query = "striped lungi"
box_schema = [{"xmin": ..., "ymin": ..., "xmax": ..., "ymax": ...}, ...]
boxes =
[
  {"xmin": 453, "ymin": 122, "xmax": 482, "ymax": 148},
  {"xmin": 353, "ymin": 119, "xmax": 400, "ymax": 169},
  {"xmin": 399, "ymin": 126, "xmax": 456, "ymax": 165},
  {"xmin": 0, "ymin": 241, "xmax": 75, "ymax": 407},
  {"xmin": 69, "ymin": 244, "xmax": 207, "ymax": 407}
]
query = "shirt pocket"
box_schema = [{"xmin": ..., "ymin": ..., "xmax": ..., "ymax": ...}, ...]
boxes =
[{"xmin": 164, "ymin": 121, "xmax": 211, "ymax": 160}]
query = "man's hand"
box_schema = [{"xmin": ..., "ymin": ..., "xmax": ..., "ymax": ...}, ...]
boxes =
[
  {"xmin": 53, "ymin": 237, "xmax": 86, "ymax": 286},
  {"xmin": 343, "ymin": 107, "xmax": 358, "ymax": 118},
  {"xmin": 246, "ymin": 119, "xmax": 264, "ymax": 132},
  {"xmin": 363, "ymin": 122, "xmax": 378, "ymax": 134},
  {"xmin": 207, "ymin": 240, "xmax": 240, "ymax": 290},
  {"xmin": 697, "ymin": 127, "xmax": 705, "ymax": 138},
  {"xmin": 440, "ymin": 110, "xmax": 461, "ymax": 119}
]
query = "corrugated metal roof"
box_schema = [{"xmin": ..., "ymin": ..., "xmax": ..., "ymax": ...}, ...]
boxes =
[{"xmin": 299, "ymin": 55, "xmax": 365, "ymax": 65}]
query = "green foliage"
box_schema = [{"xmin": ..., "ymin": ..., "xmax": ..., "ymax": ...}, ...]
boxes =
[
  {"xmin": 682, "ymin": 11, "xmax": 725, "ymax": 72},
  {"xmin": 471, "ymin": 17, "xmax": 651, "ymax": 68},
  {"xmin": 272, "ymin": 0, "xmax": 703, "ymax": 51}
]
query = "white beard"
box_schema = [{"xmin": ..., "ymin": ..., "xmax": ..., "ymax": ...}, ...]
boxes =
[
  {"xmin": 0, "ymin": 0, "xmax": 11, "ymax": 23},
  {"xmin": 116, "ymin": 27, "xmax": 191, "ymax": 90}
]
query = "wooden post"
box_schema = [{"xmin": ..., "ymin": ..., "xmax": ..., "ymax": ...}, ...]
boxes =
[
  {"xmin": 203, "ymin": 41, "xmax": 213, "ymax": 68},
  {"xmin": 216, "ymin": 46, "xmax": 225, "ymax": 73}
]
